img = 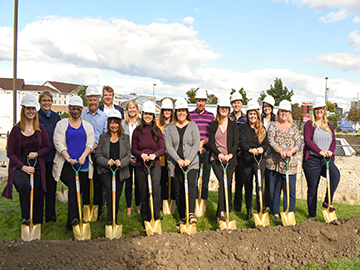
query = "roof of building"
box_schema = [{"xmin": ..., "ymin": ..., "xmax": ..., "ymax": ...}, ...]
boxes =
[
  {"xmin": 0, "ymin": 78, "xmax": 25, "ymax": 91},
  {"xmin": 43, "ymin": 81, "xmax": 86, "ymax": 94},
  {"xmin": 23, "ymin": 85, "xmax": 54, "ymax": 92}
]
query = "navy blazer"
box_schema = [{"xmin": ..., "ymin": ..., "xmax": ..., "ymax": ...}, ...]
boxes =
[{"xmin": 98, "ymin": 104, "xmax": 124, "ymax": 119}]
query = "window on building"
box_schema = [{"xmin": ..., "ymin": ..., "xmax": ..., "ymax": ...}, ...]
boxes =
[
  {"xmin": 64, "ymin": 100, "xmax": 66, "ymax": 105},
  {"xmin": 53, "ymin": 100, "xmax": 56, "ymax": 104}
]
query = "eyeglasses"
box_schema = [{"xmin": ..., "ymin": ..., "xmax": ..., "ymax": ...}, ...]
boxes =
[
  {"xmin": 41, "ymin": 99, "xmax": 52, "ymax": 103},
  {"xmin": 263, "ymin": 105, "xmax": 272, "ymax": 108},
  {"xmin": 69, "ymin": 108, "xmax": 82, "ymax": 112}
]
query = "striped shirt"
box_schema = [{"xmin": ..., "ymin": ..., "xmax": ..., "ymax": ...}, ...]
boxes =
[{"xmin": 190, "ymin": 108, "xmax": 214, "ymax": 142}]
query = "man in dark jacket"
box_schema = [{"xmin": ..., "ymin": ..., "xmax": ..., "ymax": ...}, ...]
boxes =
[{"xmin": 98, "ymin": 85, "xmax": 124, "ymax": 119}]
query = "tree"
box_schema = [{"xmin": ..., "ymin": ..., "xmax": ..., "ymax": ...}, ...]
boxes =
[
  {"xmin": 230, "ymin": 87, "xmax": 250, "ymax": 105},
  {"xmin": 185, "ymin": 88, "xmax": 199, "ymax": 103},
  {"xmin": 207, "ymin": 93, "xmax": 218, "ymax": 104},
  {"xmin": 60, "ymin": 112, "xmax": 69, "ymax": 119},
  {"xmin": 258, "ymin": 91, "xmax": 267, "ymax": 104},
  {"xmin": 263, "ymin": 78, "xmax": 294, "ymax": 106},
  {"xmin": 326, "ymin": 101, "xmax": 335, "ymax": 112},
  {"xmin": 75, "ymin": 85, "xmax": 88, "ymax": 107},
  {"xmin": 291, "ymin": 103, "xmax": 303, "ymax": 120},
  {"xmin": 348, "ymin": 108, "xmax": 360, "ymax": 132}
]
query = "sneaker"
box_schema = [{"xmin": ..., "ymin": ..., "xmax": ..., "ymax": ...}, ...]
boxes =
[
  {"xmin": 176, "ymin": 219, "xmax": 185, "ymax": 229},
  {"xmin": 189, "ymin": 215, "xmax": 197, "ymax": 224},
  {"xmin": 22, "ymin": 219, "xmax": 30, "ymax": 225},
  {"xmin": 264, "ymin": 207, "xmax": 270, "ymax": 213},
  {"xmin": 71, "ymin": 219, "xmax": 80, "ymax": 226},
  {"xmin": 274, "ymin": 215, "xmax": 280, "ymax": 221}
]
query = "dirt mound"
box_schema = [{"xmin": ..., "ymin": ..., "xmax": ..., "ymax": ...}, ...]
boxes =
[{"xmin": 1, "ymin": 217, "xmax": 360, "ymax": 269}]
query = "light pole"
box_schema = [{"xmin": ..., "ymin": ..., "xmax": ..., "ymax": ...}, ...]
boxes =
[
  {"xmin": 325, "ymin": 77, "xmax": 329, "ymax": 103},
  {"xmin": 153, "ymin": 83, "xmax": 157, "ymax": 97}
]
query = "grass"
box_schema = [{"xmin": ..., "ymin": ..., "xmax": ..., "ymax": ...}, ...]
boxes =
[{"xmin": 1, "ymin": 181, "xmax": 360, "ymax": 269}]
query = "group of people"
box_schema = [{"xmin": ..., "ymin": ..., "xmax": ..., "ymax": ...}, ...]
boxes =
[{"xmin": 2, "ymin": 85, "xmax": 341, "ymax": 233}]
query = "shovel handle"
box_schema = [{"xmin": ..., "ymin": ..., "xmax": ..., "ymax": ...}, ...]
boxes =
[
  {"xmin": 27, "ymin": 155, "xmax": 38, "ymax": 168},
  {"xmin": 220, "ymin": 161, "xmax": 229, "ymax": 174},
  {"xmin": 283, "ymin": 157, "xmax": 291, "ymax": 172}
]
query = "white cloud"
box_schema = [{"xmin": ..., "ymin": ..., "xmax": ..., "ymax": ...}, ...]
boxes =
[
  {"xmin": 320, "ymin": 8, "xmax": 349, "ymax": 23},
  {"xmin": 347, "ymin": 30, "xmax": 360, "ymax": 52},
  {"xmin": 275, "ymin": 0, "xmax": 360, "ymax": 12},
  {"xmin": 0, "ymin": 27, "xmax": 13, "ymax": 61},
  {"xmin": 156, "ymin": 18, "xmax": 167, "ymax": 22},
  {"xmin": 334, "ymin": 39, "xmax": 342, "ymax": 44},
  {"xmin": 315, "ymin": 52, "xmax": 360, "ymax": 71},
  {"xmin": 0, "ymin": 16, "xmax": 221, "ymax": 83},
  {"xmin": 353, "ymin": 16, "xmax": 360, "ymax": 23},
  {"xmin": 183, "ymin": 17, "xmax": 195, "ymax": 25}
]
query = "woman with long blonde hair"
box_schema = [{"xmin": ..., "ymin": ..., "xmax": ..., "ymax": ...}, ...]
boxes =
[
  {"xmin": 238, "ymin": 100, "xmax": 268, "ymax": 220},
  {"xmin": 303, "ymin": 97, "xmax": 340, "ymax": 220}
]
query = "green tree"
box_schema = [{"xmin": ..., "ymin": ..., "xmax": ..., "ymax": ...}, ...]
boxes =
[
  {"xmin": 264, "ymin": 78, "xmax": 294, "ymax": 106},
  {"xmin": 230, "ymin": 88, "xmax": 249, "ymax": 105},
  {"xmin": 185, "ymin": 88, "xmax": 199, "ymax": 103},
  {"xmin": 327, "ymin": 114, "xmax": 338, "ymax": 131},
  {"xmin": 75, "ymin": 85, "xmax": 88, "ymax": 107},
  {"xmin": 326, "ymin": 101, "xmax": 335, "ymax": 112},
  {"xmin": 348, "ymin": 108, "xmax": 360, "ymax": 132},
  {"xmin": 207, "ymin": 93, "xmax": 218, "ymax": 104},
  {"xmin": 60, "ymin": 112, "xmax": 69, "ymax": 119},
  {"xmin": 291, "ymin": 103, "xmax": 303, "ymax": 120},
  {"xmin": 258, "ymin": 91, "xmax": 267, "ymax": 104}
]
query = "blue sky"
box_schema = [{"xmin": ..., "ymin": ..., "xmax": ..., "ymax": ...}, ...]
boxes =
[{"xmin": 1, "ymin": 0, "xmax": 360, "ymax": 109}]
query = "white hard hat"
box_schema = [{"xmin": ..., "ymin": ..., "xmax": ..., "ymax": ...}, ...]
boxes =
[
  {"xmin": 21, "ymin": 94, "xmax": 38, "ymax": 108},
  {"xmin": 107, "ymin": 109, "xmax": 122, "ymax": 120},
  {"xmin": 246, "ymin": 100, "xmax": 260, "ymax": 111},
  {"xmin": 231, "ymin": 92, "xmax": 243, "ymax": 103},
  {"xmin": 142, "ymin": 101, "xmax": 156, "ymax": 114},
  {"xmin": 195, "ymin": 89, "xmax": 207, "ymax": 100},
  {"xmin": 263, "ymin": 95, "xmax": 275, "ymax": 107},
  {"xmin": 161, "ymin": 98, "xmax": 173, "ymax": 110},
  {"xmin": 86, "ymin": 85, "xmax": 100, "ymax": 97},
  {"xmin": 69, "ymin": 95, "xmax": 84, "ymax": 107},
  {"xmin": 217, "ymin": 95, "xmax": 231, "ymax": 107},
  {"xmin": 313, "ymin": 97, "xmax": 326, "ymax": 109},
  {"xmin": 278, "ymin": 100, "xmax": 292, "ymax": 111},
  {"xmin": 175, "ymin": 97, "xmax": 188, "ymax": 110}
]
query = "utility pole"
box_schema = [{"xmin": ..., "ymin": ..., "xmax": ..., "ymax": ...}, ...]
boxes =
[
  {"xmin": 325, "ymin": 77, "xmax": 329, "ymax": 104},
  {"xmin": 13, "ymin": 0, "xmax": 18, "ymax": 125}
]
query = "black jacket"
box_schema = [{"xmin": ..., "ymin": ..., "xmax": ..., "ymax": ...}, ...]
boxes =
[
  {"xmin": 239, "ymin": 122, "xmax": 268, "ymax": 162},
  {"xmin": 98, "ymin": 104, "xmax": 124, "ymax": 119}
]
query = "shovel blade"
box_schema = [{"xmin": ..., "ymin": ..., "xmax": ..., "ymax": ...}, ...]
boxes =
[
  {"xmin": 322, "ymin": 209, "xmax": 337, "ymax": 223},
  {"xmin": 180, "ymin": 223, "xmax": 197, "ymax": 235},
  {"xmin": 219, "ymin": 220, "xmax": 237, "ymax": 231},
  {"xmin": 21, "ymin": 224, "xmax": 41, "ymax": 241},
  {"xmin": 73, "ymin": 223, "xmax": 91, "ymax": 240},
  {"xmin": 280, "ymin": 211, "xmax": 296, "ymax": 226},
  {"xmin": 83, "ymin": 205, "xmax": 99, "ymax": 222},
  {"xmin": 195, "ymin": 199, "xmax": 206, "ymax": 217},
  {"xmin": 57, "ymin": 190, "xmax": 68, "ymax": 203},
  {"xmin": 145, "ymin": 219, "xmax": 162, "ymax": 236},
  {"xmin": 162, "ymin": 200, "xmax": 171, "ymax": 215},
  {"xmin": 254, "ymin": 212, "xmax": 270, "ymax": 227},
  {"xmin": 105, "ymin": 224, "xmax": 123, "ymax": 239},
  {"xmin": 169, "ymin": 200, "xmax": 176, "ymax": 214}
]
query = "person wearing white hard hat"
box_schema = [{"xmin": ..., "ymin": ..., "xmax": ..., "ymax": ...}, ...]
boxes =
[
  {"xmin": 132, "ymin": 101, "xmax": 165, "ymax": 230},
  {"xmin": 81, "ymin": 85, "xmax": 108, "ymax": 220},
  {"xmin": 230, "ymin": 92, "xmax": 247, "ymax": 213},
  {"xmin": 266, "ymin": 99, "xmax": 301, "ymax": 222},
  {"xmin": 2, "ymin": 94, "xmax": 50, "ymax": 226},
  {"xmin": 157, "ymin": 98, "xmax": 175, "ymax": 205},
  {"xmin": 98, "ymin": 85, "xmax": 124, "ymax": 119},
  {"xmin": 208, "ymin": 96, "xmax": 239, "ymax": 222},
  {"xmin": 122, "ymin": 100, "xmax": 141, "ymax": 215},
  {"xmin": 37, "ymin": 90, "xmax": 61, "ymax": 223},
  {"xmin": 95, "ymin": 109, "xmax": 131, "ymax": 225},
  {"xmin": 238, "ymin": 100, "xmax": 268, "ymax": 220},
  {"xmin": 190, "ymin": 89, "xmax": 215, "ymax": 204},
  {"xmin": 165, "ymin": 97, "xmax": 200, "ymax": 227},
  {"xmin": 52, "ymin": 95, "xmax": 95, "ymax": 230},
  {"xmin": 303, "ymin": 97, "xmax": 340, "ymax": 220}
]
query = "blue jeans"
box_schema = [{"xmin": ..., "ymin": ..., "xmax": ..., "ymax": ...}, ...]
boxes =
[
  {"xmin": 196, "ymin": 150, "xmax": 211, "ymax": 200},
  {"xmin": 268, "ymin": 170, "xmax": 296, "ymax": 215}
]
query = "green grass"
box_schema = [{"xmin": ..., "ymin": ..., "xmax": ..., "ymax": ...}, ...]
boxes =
[{"xmin": 1, "ymin": 181, "xmax": 360, "ymax": 269}]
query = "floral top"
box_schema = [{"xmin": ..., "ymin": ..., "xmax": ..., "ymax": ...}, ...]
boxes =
[{"xmin": 266, "ymin": 122, "xmax": 301, "ymax": 175}]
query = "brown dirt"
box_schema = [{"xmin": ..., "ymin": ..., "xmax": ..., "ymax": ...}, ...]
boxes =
[{"xmin": 1, "ymin": 217, "xmax": 360, "ymax": 269}]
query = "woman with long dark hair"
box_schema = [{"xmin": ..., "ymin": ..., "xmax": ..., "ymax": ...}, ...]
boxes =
[{"xmin": 131, "ymin": 101, "xmax": 165, "ymax": 230}]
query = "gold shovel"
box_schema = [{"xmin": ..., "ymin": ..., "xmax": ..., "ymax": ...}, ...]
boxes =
[
  {"xmin": 144, "ymin": 161, "xmax": 162, "ymax": 236},
  {"xmin": 253, "ymin": 155, "xmax": 269, "ymax": 227},
  {"xmin": 71, "ymin": 163, "xmax": 91, "ymax": 240},
  {"xmin": 280, "ymin": 157, "xmax": 296, "ymax": 226},
  {"xmin": 83, "ymin": 178, "xmax": 98, "ymax": 222},
  {"xmin": 163, "ymin": 177, "xmax": 176, "ymax": 215},
  {"xmin": 180, "ymin": 167, "xmax": 197, "ymax": 235},
  {"xmin": 21, "ymin": 156, "xmax": 41, "ymax": 241},
  {"xmin": 105, "ymin": 165, "xmax": 122, "ymax": 239},
  {"xmin": 195, "ymin": 161, "xmax": 206, "ymax": 217},
  {"xmin": 322, "ymin": 157, "xmax": 337, "ymax": 223},
  {"xmin": 219, "ymin": 162, "xmax": 237, "ymax": 230}
]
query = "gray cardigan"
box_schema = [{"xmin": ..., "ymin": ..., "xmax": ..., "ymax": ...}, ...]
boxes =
[
  {"xmin": 95, "ymin": 132, "xmax": 131, "ymax": 181},
  {"xmin": 165, "ymin": 121, "xmax": 200, "ymax": 177}
]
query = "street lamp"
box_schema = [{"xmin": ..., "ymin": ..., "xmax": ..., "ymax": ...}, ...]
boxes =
[
  {"xmin": 325, "ymin": 77, "xmax": 329, "ymax": 103},
  {"xmin": 153, "ymin": 83, "xmax": 157, "ymax": 97}
]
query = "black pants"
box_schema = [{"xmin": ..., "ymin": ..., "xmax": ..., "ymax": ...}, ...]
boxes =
[
  {"xmin": 44, "ymin": 162, "xmax": 57, "ymax": 222},
  {"xmin": 136, "ymin": 165, "xmax": 161, "ymax": 225},
  {"xmin": 173, "ymin": 167, "xmax": 197, "ymax": 220},
  {"xmin": 99, "ymin": 172, "xmax": 124, "ymax": 223},
  {"xmin": 125, "ymin": 164, "xmax": 140, "ymax": 208},
  {"xmin": 303, "ymin": 155, "xmax": 340, "ymax": 217},
  {"xmin": 160, "ymin": 165, "xmax": 176, "ymax": 200},
  {"xmin": 240, "ymin": 158, "xmax": 266, "ymax": 214},
  {"xmin": 211, "ymin": 160, "xmax": 235, "ymax": 218},
  {"xmin": 234, "ymin": 155, "xmax": 244, "ymax": 212},
  {"xmin": 13, "ymin": 169, "xmax": 44, "ymax": 224},
  {"xmin": 264, "ymin": 168, "xmax": 271, "ymax": 209},
  {"xmin": 91, "ymin": 153, "xmax": 103, "ymax": 208},
  {"xmin": 60, "ymin": 162, "xmax": 90, "ymax": 230}
]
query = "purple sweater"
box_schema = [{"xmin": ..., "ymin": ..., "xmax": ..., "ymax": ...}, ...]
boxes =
[
  {"xmin": 2, "ymin": 125, "xmax": 50, "ymax": 199},
  {"xmin": 131, "ymin": 124, "xmax": 165, "ymax": 167},
  {"xmin": 303, "ymin": 120, "xmax": 336, "ymax": 161}
]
